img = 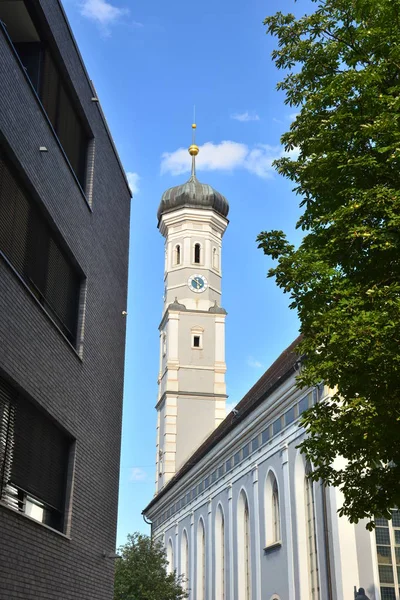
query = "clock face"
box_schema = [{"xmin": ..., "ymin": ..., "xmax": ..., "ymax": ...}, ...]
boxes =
[{"xmin": 188, "ymin": 274, "xmax": 208, "ymax": 293}]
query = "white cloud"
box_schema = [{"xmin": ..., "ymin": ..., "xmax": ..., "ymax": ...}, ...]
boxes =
[
  {"xmin": 129, "ymin": 467, "xmax": 147, "ymax": 482},
  {"xmin": 231, "ymin": 111, "xmax": 260, "ymax": 122},
  {"xmin": 160, "ymin": 142, "xmax": 298, "ymax": 180},
  {"xmin": 126, "ymin": 172, "xmax": 140, "ymax": 197},
  {"xmin": 80, "ymin": 0, "xmax": 129, "ymax": 28},
  {"xmin": 161, "ymin": 141, "xmax": 248, "ymax": 176},
  {"xmin": 247, "ymin": 356, "xmax": 263, "ymax": 369}
]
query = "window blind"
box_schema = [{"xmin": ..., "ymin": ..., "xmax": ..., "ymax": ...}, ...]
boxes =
[
  {"xmin": 0, "ymin": 379, "xmax": 15, "ymax": 497},
  {"xmin": 0, "ymin": 152, "xmax": 81, "ymax": 343},
  {"xmin": 41, "ymin": 49, "xmax": 87, "ymax": 187},
  {"xmin": 11, "ymin": 393, "xmax": 70, "ymax": 514},
  {"xmin": 0, "ymin": 375, "xmax": 70, "ymax": 531}
]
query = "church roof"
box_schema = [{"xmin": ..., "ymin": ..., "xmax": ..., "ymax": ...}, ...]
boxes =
[
  {"xmin": 157, "ymin": 123, "xmax": 229, "ymax": 222},
  {"xmin": 143, "ymin": 335, "xmax": 302, "ymax": 513}
]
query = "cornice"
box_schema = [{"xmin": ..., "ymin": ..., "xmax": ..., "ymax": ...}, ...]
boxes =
[{"xmin": 155, "ymin": 390, "xmax": 228, "ymax": 410}]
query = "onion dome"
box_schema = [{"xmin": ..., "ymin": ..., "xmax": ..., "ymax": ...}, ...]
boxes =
[
  {"xmin": 157, "ymin": 124, "xmax": 229, "ymax": 221},
  {"xmin": 208, "ymin": 301, "xmax": 227, "ymax": 315},
  {"xmin": 168, "ymin": 298, "xmax": 186, "ymax": 311}
]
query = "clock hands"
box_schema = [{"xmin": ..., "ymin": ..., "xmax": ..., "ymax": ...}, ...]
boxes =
[{"xmin": 188, "ymin": 274, "xmax": 207, "ymax": 292}]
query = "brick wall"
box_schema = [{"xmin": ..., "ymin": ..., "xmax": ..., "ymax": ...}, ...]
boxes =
[{"xmin": 0, "ymin": 1, "xmax": 131, "ymax": 598}]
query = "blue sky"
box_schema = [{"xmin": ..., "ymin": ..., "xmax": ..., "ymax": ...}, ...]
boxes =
[{"xmin": 63, "ymin": 0, "xmax": 313, "ymax": 548}]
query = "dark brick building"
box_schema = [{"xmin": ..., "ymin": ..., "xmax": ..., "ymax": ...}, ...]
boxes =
[{"xmin": 0, "ymin": 1, "xmax": 131, "ymax": 598}]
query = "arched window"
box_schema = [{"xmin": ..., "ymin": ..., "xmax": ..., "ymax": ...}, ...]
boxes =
[
  {"xmin": 215, "ymin": 505, "xmax": 225, "ymax": 599},
  {"xmin": 194, "ymin": 243, "xmax": 201, "ymax": 264},
  {"xmin": 305, "ymin": 462, "xmax": 320, "ymax": 599},
  {"xmin": 213, "ymin": 247, "xmax": 219, "ymax": 270},
  {"xmin": 174, "ymin": 244, "xmax": 181, "ymax": 265},
  {"xmin": 237, "ymin": 490, "xmax": 251, "ymax": 600},
  {"xmin": 272, "ymin": 479, "xmax": 281, "ymax": 542},
  {"xmin": 181, "ymin": 529, "xmax": 189, "ymax": 591},
  {"xmin": 265, "ymin": 471, "xmax": 281, "ymax": 546},
  {"xmin": 166, "ymin": 538, "xmax": 174, "ymax": 574},
  {"xmin": 197, "ymin": 518, "xmax": 206, "ymax": 600}
]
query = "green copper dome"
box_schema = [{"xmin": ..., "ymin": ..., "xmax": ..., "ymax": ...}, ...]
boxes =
[{"xmin": 157, "ymin": 173, "xmax": 229, "ymax": 221}]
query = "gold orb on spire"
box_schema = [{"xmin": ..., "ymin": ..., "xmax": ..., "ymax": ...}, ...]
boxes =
[
  {"xmin": 189, "ymin": 144, "xmax": 199, "ymax": 156},
  {"xmin": 189, "ymin": 119, "xmax": 199, "ymax": 161}
]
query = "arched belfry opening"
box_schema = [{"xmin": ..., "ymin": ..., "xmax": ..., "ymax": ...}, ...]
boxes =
[{"xmin": 194, "ymin": 243, "xmax": 201, "ymax": 264}]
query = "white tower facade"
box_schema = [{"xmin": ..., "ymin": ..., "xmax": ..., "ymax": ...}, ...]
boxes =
[{"xmin": 155, "ymin": 126, "xmax": 229, "ymax": 491}]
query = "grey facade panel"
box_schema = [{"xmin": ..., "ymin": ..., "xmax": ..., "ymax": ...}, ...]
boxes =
[{"xmin": 0, "ymin": 1, "xmax": 131, "ymax": 599}]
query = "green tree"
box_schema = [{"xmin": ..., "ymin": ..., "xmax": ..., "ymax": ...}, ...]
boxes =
[
  {"xmin": 114, "ymin": 532, "xmax": 188, "ymax": 600},
  {"xmin": 257, "ymin": 0, "xmax": 400, "ymax": 527}
]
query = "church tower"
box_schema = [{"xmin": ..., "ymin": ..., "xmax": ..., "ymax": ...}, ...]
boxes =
[{"xmin": 155, "ymin": 125, "xmax": 229, "ymax": 491}]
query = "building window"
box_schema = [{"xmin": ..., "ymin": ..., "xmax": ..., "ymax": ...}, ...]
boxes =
[
  {"xmin": 194, "ymin": 243, "xmax": 201, "ymax": 264},
  {"xmin": 197, "ymin": 518, "xmax": 206, "ymax": 600},
  {"xmin": 0, "ymin": 152, "xmax": 82, "ymax": 345},
  {"xmin": 174, "ymin": 244, "xmax": 181, "ymax": 266},
  {"xmin": 181, "ymin": 530, "xmax": 189, "ymax": 591},
  {"xmin": 305, "ymin": 463, "xmax": 320, "ymax": 600},
  {"xmin": 272, "ymin": 479, "xmax": 281, "ymax": 543},
  {"xmin": 191, "ymin": 327, "xmax": 204, "ymax": 349},
  {"xmin": 375, "ymin": 510, "xmax": 400, "ymax": 599},
  {"xmin": 238, "ymin": 490, "xmax": 251, "ymax": 600},
  {"xmin": 0, "ymin": 2, "xmax": 89, "ymax": 188},
  {"xmin": 272, "ymin": 417, "xmax": 282, "ymax": 436},
  {"xmin": 0, "ymin": 376, "xmax": 71, "ymax": 533},
  {"xmin": 215, "ymin": 505, "xmax": 225, "ymax": 599},
  {"xmin": 167, "ymin": 538, "xmax": 174, "ymax": 574},
  {"xmin": 162, "ymin": 333, "xmax": 167, "ymax": 356},
  {"xmin": 265, "ymin": 471, "xmax": 281, "ymax": 547}
]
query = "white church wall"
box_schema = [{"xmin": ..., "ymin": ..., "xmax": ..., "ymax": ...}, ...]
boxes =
[
  {"xmin": 257, "ymin": 443, "xmax": 291, "ymax": 600},
  {"xmin": 175, "ymin": 396, "xmax": 217, "ymax": 470},
  {"xmin": 354, "ymin": 520, "xmax": 380, "ymax": 600},
  {"xmin": 149, "ymin": 377, "xmax": 378, "ymax": 600},
  {"xmin": 177, "ymin": 369, "xmax": 215, "ymax": 393}
]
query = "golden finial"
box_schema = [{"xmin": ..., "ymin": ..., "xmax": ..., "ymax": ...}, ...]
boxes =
[
  {"xmin": 188, "ymin": 144, "xmax": 199, "ymax": 156},
  {"xmin": 188, "ymin": 113, "xmax": 199, "ymax": 176}
]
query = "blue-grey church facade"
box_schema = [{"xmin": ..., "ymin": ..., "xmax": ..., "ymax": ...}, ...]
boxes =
[{"xmin": 143, "ymin": 135, "xmax": 396, "ymax": 600}]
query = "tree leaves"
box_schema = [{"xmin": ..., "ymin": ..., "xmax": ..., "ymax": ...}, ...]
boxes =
[
  {"xmin": 259, "ymin": 0, "xmax": 400, "ymax": 526},
  {"xmin": 114, "ymin": 533, "xmax": 188, "ymax": 600}
]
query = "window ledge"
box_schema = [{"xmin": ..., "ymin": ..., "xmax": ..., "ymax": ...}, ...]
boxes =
[
  {"xmin": 0, "ymin": 501, "xmax": 71, "ymax": 540},
  {"xmin": 264, "ymin": 541, "xmax": 282, "ymax": 554}
]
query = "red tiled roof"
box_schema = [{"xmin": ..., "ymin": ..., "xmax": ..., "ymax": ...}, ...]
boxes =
[{"xmin": 143, "ymin": 335, "xmax": 302, "ymax": 514}]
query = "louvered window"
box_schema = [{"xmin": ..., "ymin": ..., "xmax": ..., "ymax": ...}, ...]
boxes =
[
  {"xmin": 41, "ymin": 50, "xmax": 87, "ymax": 186},
  {"xmin": 0, "ymin": 2, "xmax": 88, "ymax": 188},
  {"xmin": 0, "ymin": 152, "xmax": 81, "ymax": 344},
  {"xmin": 0, "ymin": 376, "xmax": 70, "ymax": 532}
]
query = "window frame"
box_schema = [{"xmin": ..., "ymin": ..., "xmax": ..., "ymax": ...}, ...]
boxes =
[
  {"xmin": 0, "ymin": 6, "xmax": 93, "ymax": 204},
  {"xmin": 174, "ymin": 244, "xmax": 181, "ymax": 266},
  {"xmin": 0, "ymin": 149, "xmax": 84, "ymax": 351},
  {"xmin": 193, "ymin": 242, "xmax": 202, "ymax": 265},
  {"xmin": 0, "ymin": 375, "xmax": 73, "ymax": 535},
  {"xmin": 375, "ymin": 510, "xmax": 400, "ymax": 599}
]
